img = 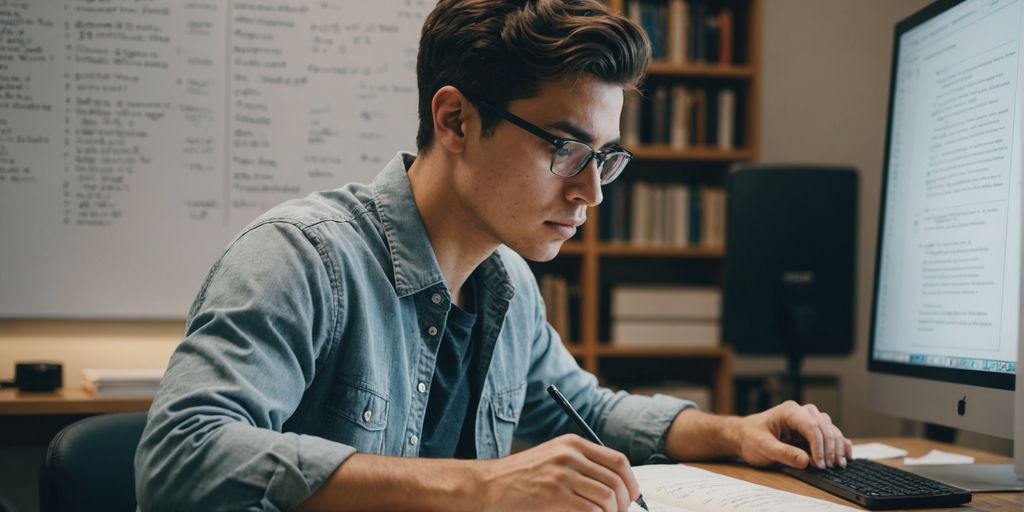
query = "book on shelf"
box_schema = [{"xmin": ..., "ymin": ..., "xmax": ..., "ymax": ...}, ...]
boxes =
[
  {"xmin": 622, "ymin": 90, "xmax": 642, "ymax": 148},
  {"xmin": 716, "ymin": 88, "xmax": 736, "ymax": 150},
  {"xmin": 637, "ymin": 0, "xmax": 669, "ymax": 61},
  {"xmin": 602, "ymin": 181, "xmax": 724, "ymax": 247},
  {"xmin": 540, "ymin": 274, "xmax": 571, "ymax": 342},
  {"xmin": 691, "ymin": 88, "xmax": 708, "ymax": 146},
  {"xmin": 701, "ymin": 184, "xmax": 724, "ymax": 247},
  {"xmin": 631, "ymin": 0, "xmax": 738, "ymax": 66},
  {"xmin": 667, "ymin": 0, "xmax": 688, "ymax": 65},
  {"xmin": 669, "ymin": 84, "xmax": 690, "ymax": 150},
  {"xmin": 600, "ymin": 177, "xmax": 631, "ymax": 243},
  {"xmin": 619, "ymin": 83, "xmax": 737, "ymax": 150},
  {"xmin": 628, "ymin": 381, "xmax": 712, "ymax": 411},
  {"xmin": 612, "ymin": 319, "xmax": 719, "ymax": 347},
  {"xmin": 612, "ymin": 285, "xmax": 721, "ymax": 320},
  {"xmin": 718, "ymin": 7, "xmax": 734, "ymax": 65},
  {"xmin": 669, "ymin": 183, "xmax": 690, "ymax": 246},
  {"xmin": 688, "ymin": 0, "xmax": 706, "ymax": 64},
  {"xmin": 628, "ymin": 180, "xmax": 649, "ymax": 245},
  {"xmin": 651, "ymin": 85, "xmax": 670, "ymax": 146},
  {"xmin": 611, "ymin": 284, "xmax": 721, "ymax": 348}
]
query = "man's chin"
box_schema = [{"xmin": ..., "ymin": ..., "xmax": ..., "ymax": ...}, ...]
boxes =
[{"xmin": 506, "ymin": 240, "xmax": 563, "ymax": 262}]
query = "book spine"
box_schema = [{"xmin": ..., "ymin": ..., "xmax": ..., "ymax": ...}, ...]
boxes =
[
  {"xmin": 693, "ymin": 88, "xmax": 707, "ymax": 146},
  {"xmin": 718, "ymin": 7, "xmax": 733, "ymax": 65},
  {"xmin": 670, "ymin": 84, "xmax": 689, "ymax": 150},
  {"xmin": 672, "ymin": 184, "xmax": 690, "ymax": 246},
  {"xmin": 689, "ymin": 185, "xmax": 701, "ymax": 245},
  {"xmin": 668, "ymin": 0, "xmax": 686, "ymax": 65},
  {"xmin": 622, "ymin": 90, "xmax": 641, "ymax": 147},
  {"xmin": 630, "ymin": 181, "xmax": 649, "ymax": 245},
  {"xmin": 717, "ymin": 89, "xmax": 735, "ymax": 150},
  {"xmin": 692, "ymin": 1, "xmax": 706, "ymax": 63},
  {"xmin": 652, "ymin": 85, "xmax": 669, "ymax": 145}
]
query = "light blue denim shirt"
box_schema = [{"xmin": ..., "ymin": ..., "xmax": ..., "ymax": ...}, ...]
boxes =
[{"xmin": 134, "ymin": 152, "xmax": 694, "ymax": 511}]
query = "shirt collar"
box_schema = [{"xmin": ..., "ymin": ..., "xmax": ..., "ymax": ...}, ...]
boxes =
[{"xmin": 371, "ymin": 152, "xmax": 514, "ymax": 302}]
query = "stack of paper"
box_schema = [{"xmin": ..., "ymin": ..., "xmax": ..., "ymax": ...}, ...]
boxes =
[
  {"xmin": 82, "ymin": 368, "xmax": 164, "ymax": 397},
  {"xmin": 904, "ymin": 449, "xmax": 975, "ymax": 466},
  {"xmin": 851, "ymin": 442, "xmax": 908, "ymax": 460}
]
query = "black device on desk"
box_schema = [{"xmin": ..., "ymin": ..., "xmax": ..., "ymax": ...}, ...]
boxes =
[
  {"xmin": 783, "ymin": 459, "xmax": 971, "ymax": 510},
  {"xmin": 0, "ymin": 361, "xmax": 63, "ymax": 392}
]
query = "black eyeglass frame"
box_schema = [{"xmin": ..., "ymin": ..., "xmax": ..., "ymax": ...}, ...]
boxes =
[{"xmin": 466, "ymin": 94, "xmax": 633, "ymax": 184}]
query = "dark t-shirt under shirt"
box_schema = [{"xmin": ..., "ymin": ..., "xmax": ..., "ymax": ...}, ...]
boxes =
[{"xmin": 418, "ymin": 277, "xmax": 481, "ymax": 459}]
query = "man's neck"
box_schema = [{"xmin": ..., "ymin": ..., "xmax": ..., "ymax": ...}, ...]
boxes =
[{"xmin": 406, "ymin": 151, "xmax": 498, "ymax": 308}]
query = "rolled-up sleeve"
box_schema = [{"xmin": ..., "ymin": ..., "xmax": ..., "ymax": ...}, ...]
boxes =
[
  {"xmin": 514, "ymin": 274, "xmax": 696, "ymax": 465},
  {"xmin": 134, "ymin": 221, "xmax": 352, "ymax": 511}
]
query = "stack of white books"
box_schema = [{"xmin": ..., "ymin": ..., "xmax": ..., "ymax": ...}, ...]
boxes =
[
  {"xmin": 81, "ymin": 368, "xmax": 165, "ymax": 397},
  {"xmin": 611, "ymin": 285, "xmax": 721, "ymax": 347},
  {"xmin": 629, "ymin": 382, "xmax": 712, "ymax": 411}
]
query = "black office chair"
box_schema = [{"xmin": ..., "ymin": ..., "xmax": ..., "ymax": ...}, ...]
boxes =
[{"xmin": 39, "ymin": 411, "xmax": 148, "ymax": 512}]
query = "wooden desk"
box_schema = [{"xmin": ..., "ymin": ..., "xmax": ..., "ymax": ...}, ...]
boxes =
[
  {"xmin": 0, "ymin": 388, "xmax": 152, "ymax": 415},
  {"xmin": 0, "ymin": 388, "xmax": 153, "ymax": 512},
  {"xmin": 689, "ymin": 437, "xmax": 1021, "ymax": 512}
]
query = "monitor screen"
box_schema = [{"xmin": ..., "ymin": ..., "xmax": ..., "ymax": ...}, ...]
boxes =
[{"xmin": 869, "ymin": 0, "xmax": 1022, "ymax": 392}]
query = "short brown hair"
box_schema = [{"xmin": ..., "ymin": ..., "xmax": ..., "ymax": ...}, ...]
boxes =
[{"xmin": 415, "ymin": 0, "xmax": 650, "ymax": 152}]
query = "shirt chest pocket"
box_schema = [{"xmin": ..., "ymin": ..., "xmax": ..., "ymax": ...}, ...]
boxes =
[
  {"xmin": 490, "ymin": 382, "xmax": 526, "ymax": 457},
  {"xmin": 325, "ymin": 383, "xmax": 389, "ymax": 454}
]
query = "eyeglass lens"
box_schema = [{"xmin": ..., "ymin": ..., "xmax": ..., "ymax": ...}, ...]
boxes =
[{"xmin": 552, "ymin": 140, "xmax": 630, "ymax": 184}]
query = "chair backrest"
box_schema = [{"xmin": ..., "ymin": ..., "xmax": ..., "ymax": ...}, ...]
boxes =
[{"xmin": 39, "ymin": 411, "xmax": 148, "ymax": 512}]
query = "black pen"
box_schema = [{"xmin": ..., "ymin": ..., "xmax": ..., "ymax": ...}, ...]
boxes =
[{"xmin": 547, "ymin": 384, "xmax": 651, "ymax": 512}]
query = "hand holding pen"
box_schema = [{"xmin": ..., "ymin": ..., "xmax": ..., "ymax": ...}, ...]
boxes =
[
  {"xmin": 547, "ymin": 384, "xmax": 651, "ymax": 511},
  {"xmin": 469, "ymin": 385, "xmax": 646, "ymax": 511}
]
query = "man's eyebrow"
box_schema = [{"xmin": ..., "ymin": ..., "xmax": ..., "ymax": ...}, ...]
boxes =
[{"xmin": 544, "ymin": 120, "xmax": 621, "ymax": 149}]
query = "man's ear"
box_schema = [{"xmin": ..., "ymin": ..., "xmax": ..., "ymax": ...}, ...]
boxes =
[{"xmin": 431, "ymin": 85, "xmax": 470, "ymax": 153}]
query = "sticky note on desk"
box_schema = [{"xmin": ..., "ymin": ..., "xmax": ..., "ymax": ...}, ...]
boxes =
[
  {"xmin": 903, "ymin": 449, "xmax": 975, "ymax": 465},
  {"xmin": 851, "ymin": 442, "xmax": 909, "ymax": 460}
]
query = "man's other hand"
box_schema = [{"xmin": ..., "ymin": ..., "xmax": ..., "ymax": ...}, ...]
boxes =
[
  {"xmin": 475, "ymin": 434, "xmax": 639, "ymax": 512},
  {"xmin": 734, "ymin": 400, "xmax": 853, "ymax": 470}
]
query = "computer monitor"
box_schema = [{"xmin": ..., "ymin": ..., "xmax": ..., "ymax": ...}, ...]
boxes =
[{"xmin": 865, "ymin": 0, "xmax": 1024, "ymax": 490}]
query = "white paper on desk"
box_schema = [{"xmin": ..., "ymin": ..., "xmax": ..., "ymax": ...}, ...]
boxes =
[
  {"xmin": 851, "ymin": 442, "xmax": 909, "ymax": 460},
  {"xmin": 903, "ymin": 449, "xmax": 975, "ymax": 465},
  {"xmin": 628, "ymin": 464, "xmax": 860, "ymax": 512}
]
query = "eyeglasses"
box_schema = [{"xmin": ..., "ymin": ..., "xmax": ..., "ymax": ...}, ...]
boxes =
[{"xmin": 466, "ymin": 94, "xmax": 632, "ymax": 185}]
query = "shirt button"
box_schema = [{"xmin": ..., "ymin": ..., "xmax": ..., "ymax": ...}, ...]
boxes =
[
  {"xmin": 427, "ymin": 325, "xmax": 438, "ymax": 337},
  {"xmin": 431, "ymin": 293, "xmax": 443, "ymax": 305},
  {"xmin": 417, "ymin": 382, "xmax": 427, "ymax": 393},
  {"xmin": 409, "ymin": 435, "xmax": 418, "ymax": 446},
  {"xmin": 362, "ymin": 409, "xmax": 372, "ymax": 423}
]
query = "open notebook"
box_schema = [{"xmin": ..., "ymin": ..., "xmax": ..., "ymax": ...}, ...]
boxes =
[{"xmin": 629, "ymin": 464, "xmax": 858, "ymax": 512}]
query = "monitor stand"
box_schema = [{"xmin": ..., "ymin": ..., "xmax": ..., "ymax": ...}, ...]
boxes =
[{"xmin": 904, "ymin": 464, "xmax": 1024, "ymax": 492}]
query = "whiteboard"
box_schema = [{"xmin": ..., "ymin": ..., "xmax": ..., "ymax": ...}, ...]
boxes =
[{"xmin": 0, "ymin": 1, "xmax": 431, "ymax": 318}]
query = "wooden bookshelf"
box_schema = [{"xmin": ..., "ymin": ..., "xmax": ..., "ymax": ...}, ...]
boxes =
[
  {"xmin": 630, "ymin": 145, "xmax": 755, "ymax": 161},
  {"xmin": 595, "ymin": 243, "xmax": 724, "ymax": 258},
  {"xmin": 645, "ymin": 62, "xmax": 756, "ymax": 78},
  {"xmin": 533, "ymin": 0, "xmax": 761, "ymax": 415}
]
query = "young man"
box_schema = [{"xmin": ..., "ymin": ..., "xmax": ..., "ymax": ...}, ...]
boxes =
[{"xmin": 135, "ymin": 1, "xmax": 853, "ymax": 511}]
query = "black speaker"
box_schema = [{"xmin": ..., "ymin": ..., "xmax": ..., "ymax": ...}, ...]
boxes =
[
  {"xmin": 723, "ymin": 164, "xmax": 857, "ymax": 357},
  {"xmin": 15, "ymin": 361, "xmax": 63, "ymax": 392}
]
